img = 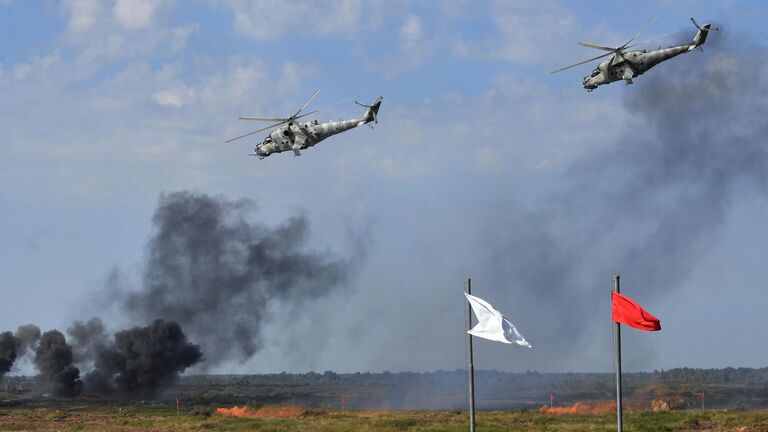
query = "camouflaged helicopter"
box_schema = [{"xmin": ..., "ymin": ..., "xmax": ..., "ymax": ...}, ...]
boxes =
[
  {"xmin": 225, "ymin": 89, "xmax": 382, "ymax": 158},
  {"xmin": 552, "ymin": 18, "xmax": 718, "ymax": 91}
]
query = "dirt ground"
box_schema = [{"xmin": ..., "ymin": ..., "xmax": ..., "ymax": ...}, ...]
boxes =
[{"xmin": 2, "ymin": 404, "xmax": 768, "ymax": 431}]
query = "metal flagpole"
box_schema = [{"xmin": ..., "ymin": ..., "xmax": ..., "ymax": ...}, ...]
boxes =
[
  {"xmin": 614, "ymin": 275, "xmax": 623, "ymax": 432},
  {"xmin": 466, "ymin": 278, "xmax": 476, "ymax": 432}
]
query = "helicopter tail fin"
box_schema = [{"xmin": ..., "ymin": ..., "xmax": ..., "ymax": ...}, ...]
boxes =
[
  {"xmin": 690, "ymin": 18, "xmax": 716, "ymax": 49},
  {"xmin": 357, "ymin": 97, "xmax": 383, "ymax": 126}
]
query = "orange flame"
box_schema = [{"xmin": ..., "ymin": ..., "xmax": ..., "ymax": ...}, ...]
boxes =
[
  {"xmin": 216, "ymin": 405, "xmax": 306, "ymax": 419},
  {"xmin": 539, "ymin": 400, "xmax": 616, "ymax": 415}
]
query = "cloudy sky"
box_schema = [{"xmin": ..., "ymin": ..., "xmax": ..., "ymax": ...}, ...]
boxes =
[{"xmin": 2, "ymin": 0, "xmax": 767, "ymax": 375}]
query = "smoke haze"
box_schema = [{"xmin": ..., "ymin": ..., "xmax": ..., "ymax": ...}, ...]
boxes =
[
  {"xmin": 67, "ymin": 317, "xmax": 107, "ymax": 365},
  {"xmin": 34, "ymin": 330, "xmax": 82, "ymax": 397},
  {"xmin": 0, "ymin": 191, "xmax": 358, "ymax": 397},
  {"xmin": 121, "ymin": 191, "xmax": 359, "ymax": 365},
  {"xmin": 479, "ymin": 43, "xmax": 768, "ymax": 369}
]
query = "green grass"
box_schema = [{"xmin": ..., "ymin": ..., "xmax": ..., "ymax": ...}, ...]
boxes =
[{"xmin": 1, "ymin": 406, "xmax": 767, "ymax": 431}]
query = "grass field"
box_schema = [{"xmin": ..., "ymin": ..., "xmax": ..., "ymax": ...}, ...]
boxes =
[{"xmin": 2, "ymin": 405, "xmax": 768, "ymax": 431}]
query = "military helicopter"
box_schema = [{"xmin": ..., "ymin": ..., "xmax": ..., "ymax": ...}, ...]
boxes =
[
  {"xmin": 552, "ymin": 17, "xmax": 718, "ymax": 91},
  {"xmin": 225, "ymin": 89, "xmax": 383, "ymax": 158}
]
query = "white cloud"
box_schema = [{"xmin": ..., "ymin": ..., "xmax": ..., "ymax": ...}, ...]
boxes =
[
  {"xmin": 361, "ymin": 13, "xmax": 432, "ymax": 77},
  {"xmin": 490, "ymin": 0, "xmax": 576, "ymax": 63},
  {"xmin": 445, "ymin": 0, "xmax": 577, "ymax": 65},
  {"xmin": 222, "ymin": 0, "xmax": 378, "ymax": 40},
  {"xmin": 62, "ymin": 0, "xmax": 102, "ymax": 33},
  {"xmin": 275, "ymin": 62, "xmax": 313, "ymax": 96},
  {"xmin": 8, "ymin": 53, "xmax": 61, "ymax": 81},
  {"xmin": 400, "ymin": 14, "xmax": 423, "ymax": 42},
  {"xmin": 149, "ymin": 58, "xmax": 310, "ymax": 112},
  {"xmin": 113, "ymin": 0, "xmax": 168, "ymax": 30},
  {"xmin": 152, "ymin": 88, "xmax": 188, "ymax": 107},
  {"xmin": 57, "ymin": 0, "xmax": 192, "ymax": 80}
]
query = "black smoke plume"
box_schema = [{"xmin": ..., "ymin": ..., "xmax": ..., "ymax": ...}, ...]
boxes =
[
  {"xmin": 15, "ymin": 324, "xmax": 41, "ymax": 355},
  {"xmin": 1, "ymin": 325, "xmax": 41, "ymax": 382},
  {"xmin": 0, "ymin": 191, "xmax": 355, "ymax": 397},
  {"xmin": 34, "ymin": 330, "xmax": 82, "ymax": 397},
  {"xmin": 85, "ymin": 319, "xmax": 202, "ymax": 399},
  {"xmin": 121, "ymin": 191, "xmax": 357, "ymax": 365},
  {"xmin": 2, "ymin": 319, "xmax": 199, "ymax": 399},
  {"xmin": 0, "ymin": 332, "xmax": 21, "ymax": 379}
]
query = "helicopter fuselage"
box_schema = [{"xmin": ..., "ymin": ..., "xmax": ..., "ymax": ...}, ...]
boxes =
[
  {"xmin": 583, "ymin": 43, "xmax": 695, "ymax": 91},
  {"xmin": 228, "ymin": 94, "xmax": 382, "ymax": 158},
  {"xmin": 255, "ymin": 118, "xmax": 366, "ymax": 158}
]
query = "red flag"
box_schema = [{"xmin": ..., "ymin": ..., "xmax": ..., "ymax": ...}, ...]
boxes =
[{"xmin": 611, "ymin": 291, "xmax": 661, "ymax": 331}]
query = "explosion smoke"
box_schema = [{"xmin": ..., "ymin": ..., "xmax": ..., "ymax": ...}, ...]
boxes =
[
  {"xmin": 0, "ymin": 325, "xmax": 41, "ymax": 382},
  {"xmin": 2, "ymin": 319, "xmax": 200, "ymax": 399},
  {"xmin": 85, "ymin": 319, "xmax": 202, "ymax": 399},
  {"xmin": 15, "ymin": 324, "xmax": 41, "ymax": 354},
  {"xmin": 0, "ymin": 191, "xmax": 355, "ymax": 398},
  {"xmin": 0, "ymin": 332, "xmax": 21, "ymax": 380},
  {"xmin": 67, "ymin": 317, "xmax": 107, "ymax": 364},
  {"xmin": 121, "ymin": 191, "xmax": 358, "ymax": 365},
  {"xmin": 34, "ymin": 330, "xmax": 82, "ymax": 397}
]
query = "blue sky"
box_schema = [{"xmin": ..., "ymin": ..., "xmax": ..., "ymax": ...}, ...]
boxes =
[{"xmin": 1, "ymin": 0, "xmax": 767, "ymax": 375}]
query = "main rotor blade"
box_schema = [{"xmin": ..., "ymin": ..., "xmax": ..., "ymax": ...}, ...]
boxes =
[
  {"xmin": 625, "ymin": 30, "xmax": 681, "ymax": 49},
  {"xmin": 224, "ymin": 121, "xmax": 286, "ymax": 143},
  {"xmin": 293, "ymin": 97, "xmax": 357, "ymax": 120},
  {"xmin": 238, "ymin": 116, "xmax": 287, "ymax": 122},
  {"xmin": 550, "ymin": 52, "xmax": 613, "ymax": 74},
  {"xmin": 578, "ymin": 42, "xmax": 617, "ymax": 52},
  {"xmin": 621, "ymin": 16, "xmax": 657, "ymax": 48},
  {"xmin": 291, "ymin": 88, "xmax": 321, "ymax": 119}
]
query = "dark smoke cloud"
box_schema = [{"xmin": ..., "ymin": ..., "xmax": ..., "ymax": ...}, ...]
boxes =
[
  {"xmin": 67, "ymin": 317, "xmax": 107, "ymax": 364},
  {"xmin": 15, "ymin": 324, "xmax": 41, "ymax": 355},
  {"xmin": 0, "ymin": 332, "xmax": 21, "ymax": 379},
  {"xmin": 482, "ymin": 42, "xmax": 767, "ymax": 364},
  {"xmin": 1, "ymin": 319, "xmax": 198, "ymax": 399},
  {"xmin": 86, "ymin": 319, "xmax": 202, "ymax": 399},
  {"xmin": 121, "ymin": 191, "xmax": 358, "ymax": 365},
  {"xmin": 34, "ymin": 330, "xmax": 82, "ymax": 397},
  {"xmin": 0, "ymin": 191, "xmax": 356, "ymax": 397},
  {"xmin": 1, "ymin": 325, "xmax": 41, "ymax": 382}
]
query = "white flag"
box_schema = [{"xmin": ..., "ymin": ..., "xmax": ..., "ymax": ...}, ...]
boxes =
[{"xmin": 464, "ymin": 292, "xmax": 531, "ymax": 348}]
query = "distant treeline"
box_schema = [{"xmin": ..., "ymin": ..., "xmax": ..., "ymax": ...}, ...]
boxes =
[{"xmin": 5, "ymin": 367, "xmax": 767, "ymax": 409}]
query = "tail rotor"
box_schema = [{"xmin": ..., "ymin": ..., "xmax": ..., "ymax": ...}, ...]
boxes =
[
  {"xmin": 690, "ymin": 17, "xmax": 718, "ymax": 49},
  {"xmin": 356, "ymin": 97, "xmax": 383, "ymax": 126}
]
